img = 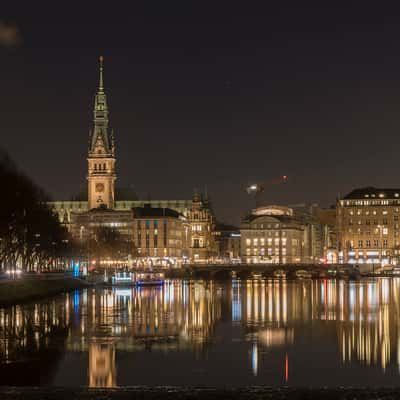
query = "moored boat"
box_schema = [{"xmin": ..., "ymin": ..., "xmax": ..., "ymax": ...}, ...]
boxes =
[
  {"xmin": 274, "ymin": 269, "xmax": 286, "ymax": 279},
  {"xmin": 295, "ymin": 269, "xmax": 312, "ymax": 279},
  {"xmin": 135, "ymin": 270, "xmax": 165, "ymax": 286}
]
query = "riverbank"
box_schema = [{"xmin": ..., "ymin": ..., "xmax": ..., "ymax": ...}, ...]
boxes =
[
  {"xmin": 0, "ymin": 387, "xmax": 399, "ymax": 399},
  {"xmin": 0, "ymin": 276, "xmax": 89, "ymax": 307}
]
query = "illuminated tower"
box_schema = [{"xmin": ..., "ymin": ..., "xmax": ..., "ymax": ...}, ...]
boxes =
[{"xmin": 87, "ymin": 56, "xmax": 116, "ymax": 209}]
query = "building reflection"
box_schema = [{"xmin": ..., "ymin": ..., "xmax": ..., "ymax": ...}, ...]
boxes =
[
  {"xmin": 88, "ymin": 340, "xmax": 116, "ymax": 388},
  {"xmin": 2, "ymin": 278, "xmax": 400, "ymax": 385},
  {"xmin": 232, "ymin": 278, "xmax": 400, "ymax": 375}
]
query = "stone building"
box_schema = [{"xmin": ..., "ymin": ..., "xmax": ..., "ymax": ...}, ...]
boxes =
[
  {"xmin": 187, "ymin": 192, "xmax": 217, "ymax": 263},
  {"xmin": 337, "ymin": 187, "xmax": 400, "ymax": 265},
  {"xmin": 240, "ymin": 206, "xmax": 305, "ymax": 264},
  {"xmin": 47, "ymin": 58, "xmax": 192, "ymax": 244},
  {"xmin": 213, "ymin": 223, "xmax": 241, "ymax": 262},
  {"xmin": 132, "ymin": 204, "xmax": 190, "ymax": 267},
  {"xmin": 70, "ymin": 207, "xmax": 134, "ymax": 242}
]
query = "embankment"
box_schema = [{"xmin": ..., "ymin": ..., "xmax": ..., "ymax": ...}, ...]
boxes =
[{"xmin": 0, "ymin": 277, "xmax": 89, "ymax": 306}]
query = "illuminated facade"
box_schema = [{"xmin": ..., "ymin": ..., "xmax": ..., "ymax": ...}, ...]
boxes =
[
  {"xmin": 132, "ymin": 205, "xmax": 190, "ymax": 265},
  {"xmin": 241, "ymin": 204, "xmax": 333, "ymax": 264},
  {"xmin": 46, "ymin": 58, "xmax": 221, "ymax": 263},
  {"xmin": 240, "ymin": 206, "xmax": 305, "ymax": 264},
  {"xmin": 337, "ymin": 187, "xmax": 400, "ymax": 265},
  {"xmin": 87, "ymin": 56, "xmax": 116, "ymax": 210},
  {"xmin": 188, "ymin": 191, "xmax": 217, "ymax": 263},
  {"xmin": 47, "ymin": 57, "xmax": 192, "ymax": 234}
]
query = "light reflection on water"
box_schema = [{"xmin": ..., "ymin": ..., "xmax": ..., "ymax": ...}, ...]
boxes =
[{"xmin": 1, "ymin": 278, "xmax": 400, "ymax": 387}]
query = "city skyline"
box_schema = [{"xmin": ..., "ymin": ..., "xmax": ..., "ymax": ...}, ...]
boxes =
[{"xmin": 3, "ymin": 4, "xmax": 400, "ymax": 223}]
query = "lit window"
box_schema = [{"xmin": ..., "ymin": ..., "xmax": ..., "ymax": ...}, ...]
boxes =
[
  {"xmin": 253, "ymin": 238, "xmax": 258, "ymax": 246},
  {"xmin": 383, "ymin": 228, "xmax": 388, "ymax": 235},
  {"xmin": 246, "ymin": 238, "xmax": 251, "ymax": 246}
]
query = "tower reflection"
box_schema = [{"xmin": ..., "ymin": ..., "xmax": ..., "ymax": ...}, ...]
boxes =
[{"xmin": 1, "ymin": 278, "xmax": 400, "ymax": 386}]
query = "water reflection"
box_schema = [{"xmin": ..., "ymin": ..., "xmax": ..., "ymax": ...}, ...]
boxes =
[{"xmin": 1, "ymin": 278, "xmax": 400, "ymax": 386}]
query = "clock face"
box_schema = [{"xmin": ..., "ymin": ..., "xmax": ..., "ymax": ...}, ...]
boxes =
[{"xmin": 96, "ymin": 183, "xmax": 105, "ymax": 193}]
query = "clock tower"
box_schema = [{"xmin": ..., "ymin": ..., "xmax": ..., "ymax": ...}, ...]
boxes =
[{"xmin": 87, "ymin": 56, "xmax": 116, "ymax": 209}]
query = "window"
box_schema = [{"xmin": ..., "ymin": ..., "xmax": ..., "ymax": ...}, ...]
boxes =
[
  {"xmin": 357, "ymin": 210, "xmax": 362, "ymax": 215},
  {"xmin": 274, "ymin": 238, "xmax": 279, "ymax": 245},
  {"xmin": 145, "ymin": 231, "xmax": 150, "ymax": 248},
  {"xmin": 382, "ymin": 210, "xmax": 388, "ymax": 215},
  {"xmin": 383, "ymin": 219, "xmax": 388, "ymax": 225},
  {"xmin": 365, "ymin": 219, "xmax": 370, "ymax": 225},
  {"xmin": 260, "ymin": 238, "xmax": 265, "ymax": 246},
  {"xmin": 193, "ymin": 238, "xmax": 200, "ymax": 248},
  {"xmin": 246, "ymin": 248, "xmax": 250, "ymax": 256},
  {"xmin": 383, "ymin": 239, "xmax": 388, "ymax": 247},
  {"xmin": 373, "ymin": 210, "xmax": 377, "ymax": 215},
  {"xmin": 164, "ymin": 222, "xmax": 167, "ymax": 247},
  {"xmin": 246, "ymin": 238, "xmax": 251, "ymax": 246},
  {"xmin": 358, "ymin": 240, "xmax": 363, "ymax": 248},
  {"xmin": 383, "ymin": 228, "xmax": 388, "ymax": 235},
  {"xmin": 366, "ymin": 240, "xmax": 371, "ymax": 248},
  {"xmin": 268, "ymin": 238, "xmax": 272, "ymax": 245},
  {"xmin": 253, "ymin": 238, "xmax": 258, "ymax": 246},
  {"xmin": 374, "ymin": 239, "xmax": 379, "ymax": 247},
  {"xmin": 358, "ymin": 220, "xmax": 362, "ymax": 225}
]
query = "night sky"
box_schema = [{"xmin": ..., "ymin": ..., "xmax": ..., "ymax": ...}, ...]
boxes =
[{"xmin": 2, "ymin": 3, "xmax": 400, "ymax": 224}]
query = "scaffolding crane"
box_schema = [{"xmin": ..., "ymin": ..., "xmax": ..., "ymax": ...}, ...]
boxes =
[{"xmin": 246, "ymin": 175, "xmax": 288, "ymax": 208}]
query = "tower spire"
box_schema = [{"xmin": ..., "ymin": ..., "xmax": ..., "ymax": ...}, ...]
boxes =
[{"xmin": 98, "ymin": 56, "xmax": 104, "ymax": 94}]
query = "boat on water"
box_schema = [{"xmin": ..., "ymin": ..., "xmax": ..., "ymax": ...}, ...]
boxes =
[
  {"xmin": 111, "ymin": 270, "xmax": 134, "ymax": 285},
  {"xmin": 274, "ymin": 269, "xmax": 286, "ymax": 279},
  {"xmin": 295, "ymin": 269, "xmax": 312, "ymax": 279},
  {"xmin": 135, "ymin": 270, "xmax": 165, "ymax": 286},
  {"xmin": 109, "ymin": 269, "xmax": 165, "ymax": 286}
]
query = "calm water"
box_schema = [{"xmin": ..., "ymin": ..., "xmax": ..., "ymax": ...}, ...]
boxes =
[{"xmin": 1, "ymin": 278, "xmax": 400, "ymax": 387}]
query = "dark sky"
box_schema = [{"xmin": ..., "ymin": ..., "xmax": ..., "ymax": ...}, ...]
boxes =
[{"xmin": 2, "ymin": 2, "xmax": 400, "ymax": 224}]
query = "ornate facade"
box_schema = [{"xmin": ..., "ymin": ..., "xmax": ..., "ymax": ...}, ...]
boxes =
[
  {"xmin": 337, "ymin": 187, "xmax": 400, "ymax": 265},
  {"xmin": 47, "ymin": 58, "xmax": 216, "ymax": 264},
  {"xmin": 187, "ymin": 191, "xmax": 217, "ymax": 262},
  {"xmin": 87, "ymin": 56, "xmax": 116, "ymax": 210}
]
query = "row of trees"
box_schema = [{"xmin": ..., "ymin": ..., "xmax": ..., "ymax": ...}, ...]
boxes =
[{"xmin": 0, "ymin": 150, "xmax": 74, "ymax": 271}]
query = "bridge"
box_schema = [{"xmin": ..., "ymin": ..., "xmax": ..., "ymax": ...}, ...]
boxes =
[{"xmin": 186, "ymin": 263, "xmax": 348, "ymax": 280}]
